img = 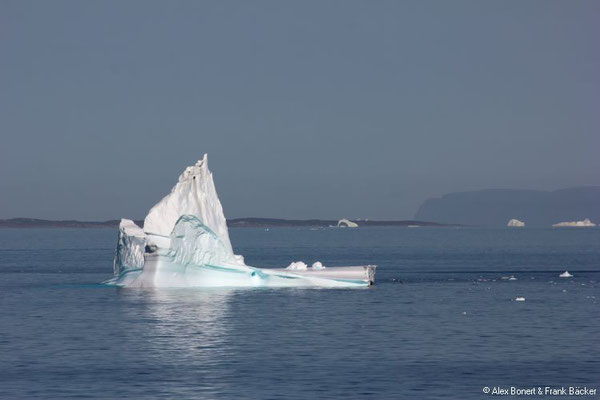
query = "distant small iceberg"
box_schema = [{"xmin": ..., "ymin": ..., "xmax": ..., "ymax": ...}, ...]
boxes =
[
  {"xmin": 515, "ymin": 297, "xmax": 526, "ymax": 302},
  {"xmin": 337, "ymin": 219, "xmax": 358, "ymax": 228},
  {"xmin": 559, "ymin": 271, "xmax": 573, "ymax": 278},
  {"xmin": 507, "ymin": 219, "xmax": 525, "ymax": 227},
  {"xmin": 312, "ymin": 261, "xmax": 326, "ymax": 270},
  {"xmin": 552, "ymin": 218, "xmax": 596, "ymax": 227}
]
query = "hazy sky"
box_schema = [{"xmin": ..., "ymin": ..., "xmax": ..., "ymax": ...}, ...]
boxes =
[{"xmin": 1, "ymin": 0, "xmax": 599, "ymax": 220}]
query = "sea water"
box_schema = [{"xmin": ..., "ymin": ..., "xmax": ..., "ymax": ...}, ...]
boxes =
[{"xmin": 0, "ymin": 227, "xmax": 598, "ymax": 399}]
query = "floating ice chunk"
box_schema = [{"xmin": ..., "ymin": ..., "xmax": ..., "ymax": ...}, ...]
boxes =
[
  {"xmin": 507, "ymin": 219, "xmax": 525, "ymax": 227},
  {"xmin": 552, "ymin": 218, "xmax": 596, "ymax": 227},
  {"xmin": 559, "ymin": 271, "xmax": 573, "ymax": 278},
  {"xmin": 286, "ymin": 261, "xmax": 308, "ymax": 270},
  {"xmin": 113, "ymin": 219, "xmax": 145, "ymax": 276},
  {"xmin": 508, "ymin": 276, "xmax": 517, "ymax": 281},
  {"xmin": 312, "ymin": 261, "xmax": 326, "ymax": 270},
  {"xmin": 515, "ymin": 297, "xmax": 526, "ymax": 302},
  {"xmin": 337, "ymin": 219, "xmax": 358, "ymax": 228}
]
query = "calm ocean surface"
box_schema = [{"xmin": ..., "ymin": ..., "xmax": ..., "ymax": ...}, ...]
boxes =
[{"xmin": 0, "ymin": 227, "xmax": 598, "ymax": 399}]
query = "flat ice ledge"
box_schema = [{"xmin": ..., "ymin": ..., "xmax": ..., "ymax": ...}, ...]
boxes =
[
  {"xmin": 268, "ymin": 265, "xmax": 377, "ymax": 286},
  {"xmin": 109, "ymin": 255, "xmax": 376, "ymax": 288}
]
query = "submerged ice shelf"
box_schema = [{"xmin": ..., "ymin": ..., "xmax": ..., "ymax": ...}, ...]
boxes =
[{"xmin": 106, "ymin": 155, "xmax": 376, "ymax": 288}]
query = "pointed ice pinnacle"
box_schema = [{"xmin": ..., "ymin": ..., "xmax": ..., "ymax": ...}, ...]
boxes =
[{"xmin": 143, "ymin": 154, "xmax": 236, "ymax": 259}]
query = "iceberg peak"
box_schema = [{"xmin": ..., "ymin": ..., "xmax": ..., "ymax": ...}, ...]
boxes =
[
  {"xmin": 179, "ymin": 154, "xmax": 209, "ymax": 183},
  {"xmin": 143, "ymin": 154, "xmax": 234, "ymax": 259}
]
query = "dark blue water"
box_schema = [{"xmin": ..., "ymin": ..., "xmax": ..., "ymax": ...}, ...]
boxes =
[{"xmin": 1, "ymin": 227, "xmax": 598, "ymax": 399}]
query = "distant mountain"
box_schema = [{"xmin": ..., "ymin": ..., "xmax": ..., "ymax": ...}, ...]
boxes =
[
  {"xmin": 414, "ymin": 186, "xmax": 600, "ymax": 226},
  {"xmin": 0, "ymin": 217, "xmax": 454, "ymax": 229}
]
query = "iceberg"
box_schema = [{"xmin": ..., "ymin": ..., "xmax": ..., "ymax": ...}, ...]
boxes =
[
  {"xmin": 552, "ymin": 218, "xmax": 596, "ymax": 227},
  {"xmin": 337, "ymin": 218, "xmax": 358, "ymax": 228},
  {"xmin": 507, "ymin": 219, "xmax": 525, "ymax": 227},
  {"xmin": 106, "ymin": 155, "xmax": 376, "ymax": 288},
  {"xmin": 559, "ymin": 271, "xmax": 573, "ymax": 278},
  {"xmin": 312, "ymin": 261, "xmax": 325, "ymax": 270}
]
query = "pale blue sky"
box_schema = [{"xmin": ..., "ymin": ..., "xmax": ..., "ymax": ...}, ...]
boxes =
[{"xmin": 1, "ymin": 0, "xmax": 599, "ymax": 220}]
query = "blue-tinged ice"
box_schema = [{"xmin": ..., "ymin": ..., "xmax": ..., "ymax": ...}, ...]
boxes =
[
  {"xmin": 105, "ymin": 154, "xmax": 376, "ymax": 288},
  {"xmin": 113, "ymin": 219, "xmax": 145, "ymax": 276}
]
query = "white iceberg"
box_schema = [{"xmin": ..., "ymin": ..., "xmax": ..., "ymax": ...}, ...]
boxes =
[
  {"xmin": 337, "ymin": 219, "xmax": 358, "ymax": 228},
  {"xmin": 515, "ymin": 297, "xmax": 526, "ymax": 302},
  {"xmin": 552, "ymin": 218, "xmax": 596, "ymax": 227},
  {"xmin": 507, "ymin": 219, "xmax": 525, "ymax": 227},
  {"xmin": 105, "ymin": 155, "xmax": 376, "ymax": 288},
  {"xmin": 559, "ymin": 271, "xmax": 573, "ymax": 278}
]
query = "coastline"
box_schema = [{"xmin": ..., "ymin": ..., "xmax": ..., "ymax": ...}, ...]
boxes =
[{"xmin": 0, "ymin": 217, "xmax": 457, "ymax": 229}]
